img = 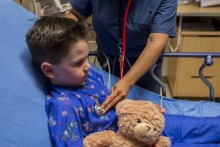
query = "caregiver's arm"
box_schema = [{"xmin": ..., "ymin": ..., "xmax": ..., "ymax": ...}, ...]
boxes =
[{"xmin": 102, "ymin": 33, "xmax": 169, "ymax": 113}]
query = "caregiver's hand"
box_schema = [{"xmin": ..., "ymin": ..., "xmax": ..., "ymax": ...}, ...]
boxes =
[{"xmin": 101, "ymin": 79, "xmax": 132, "ymax": 114}]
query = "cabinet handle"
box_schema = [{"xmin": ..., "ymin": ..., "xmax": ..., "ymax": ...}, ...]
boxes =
[{"xmin": 191, "ymin": 76, "xmax": 213, "ymax": 79}]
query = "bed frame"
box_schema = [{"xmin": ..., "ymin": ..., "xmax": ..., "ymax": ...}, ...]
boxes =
[{"xmin": 89, "ymin": 51, "xmax": 220, "ymax": 101}]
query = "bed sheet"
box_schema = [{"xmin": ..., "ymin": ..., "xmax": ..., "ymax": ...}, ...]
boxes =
[
  {"xmin": 164, "ymin": 115, "xmax": 220, "ymax": 145},
  {"xmin": 0, "ymin": 0, "xmax": 220, "ymax": 147},
  {"xmin": 92, "ymin": 64, "xmax": 220, "ymax": 117}
]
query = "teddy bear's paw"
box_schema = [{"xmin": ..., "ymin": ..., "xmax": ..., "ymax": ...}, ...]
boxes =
[
  {"xmin": 153, "ymin": 136, "xmax": 171, "ymax": 147},
  {"xmin": 83, "ymin": 130, "xmax": 116, "ymax": 147}
]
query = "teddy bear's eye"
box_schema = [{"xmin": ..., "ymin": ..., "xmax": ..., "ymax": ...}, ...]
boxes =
[{"xmin": 137, "ymin": 118, "xmax": 141, "ymax": 123}]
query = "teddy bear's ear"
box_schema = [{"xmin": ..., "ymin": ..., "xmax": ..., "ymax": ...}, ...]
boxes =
[
  {"xmin": 115, "ymin": 99, "xmax": 135, "ymax": 115},
  {"xmin": 116, "ymin": 99, "xmax": 133, "ymax": 109}
]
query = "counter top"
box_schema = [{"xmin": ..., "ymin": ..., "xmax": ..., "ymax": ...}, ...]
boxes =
[{"xmin": 177, "ymin": 3, "xmax": 220, "ymax": 17}]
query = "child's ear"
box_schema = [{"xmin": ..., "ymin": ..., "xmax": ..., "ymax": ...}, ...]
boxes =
[{"xmin": 41, "ymin": 62, "xmax": 56, "ymax": 79}]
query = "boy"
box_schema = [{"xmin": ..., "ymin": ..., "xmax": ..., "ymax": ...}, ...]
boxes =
[
  {"xmin": 26, "ymin": 16, "xmax": 220, "ymax": 147},
  {"xmin": 26, "ymin": 16, "xmax": 118, "ymax": 146}
]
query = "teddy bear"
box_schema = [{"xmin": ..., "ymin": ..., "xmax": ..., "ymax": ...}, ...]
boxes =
[{"xmin": 83, "ymin": 99, "xmax": 171, "ymax": 147}]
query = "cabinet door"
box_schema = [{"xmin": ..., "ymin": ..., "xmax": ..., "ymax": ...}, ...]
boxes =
[
  {"xmin": 179, "ymin": 36, "xmax": 220, "ymax": 77},
  {"xmin": 168, "ymin": 35, "xmax": 220, "ymax": 98}
]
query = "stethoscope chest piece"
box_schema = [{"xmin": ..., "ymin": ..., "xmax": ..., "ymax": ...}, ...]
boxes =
[
  {"xmin": 93, "ymin": 95, "xmax": 104, "ymax": 117},
  {"xmin": 95, "ymin": 105, "xmax": 104, "ymax": 117}
]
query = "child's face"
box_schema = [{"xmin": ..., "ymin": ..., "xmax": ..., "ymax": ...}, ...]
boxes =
[{"xmin": 50, "ymin": 40, "xmax": 91, "ymax": 87}]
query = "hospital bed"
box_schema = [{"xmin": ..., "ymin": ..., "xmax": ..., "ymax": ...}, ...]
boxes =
[{"xmin": 0, "ymin": 1, "xmax": 220, "ymax": 146}]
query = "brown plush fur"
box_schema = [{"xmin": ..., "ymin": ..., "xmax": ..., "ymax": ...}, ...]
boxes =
[{"xmin": 84, "ymin": 99, "xmax": 171, "ymax": 147}]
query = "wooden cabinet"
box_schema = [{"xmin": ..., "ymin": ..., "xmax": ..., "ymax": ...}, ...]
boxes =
[
  {"xmin": 168, "ymin": 31, "xmax": 220, "ymax": 98},
  {"xmin": 167, "ymin": 4, "xmax": 220, "ymax": 98}
]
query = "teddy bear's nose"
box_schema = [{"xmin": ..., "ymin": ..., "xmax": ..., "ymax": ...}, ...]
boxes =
[
  {"xmin": 134, "ymin": 123, "xmax": 153, "ymax": 137},
  {"xmin": 145, "ymin": 125, "xmax": 152, "ymax": 131}
]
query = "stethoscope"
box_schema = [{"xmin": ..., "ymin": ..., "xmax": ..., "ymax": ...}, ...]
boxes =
[
  {"xmin": 95, "ymin": 0, "xmax": 133, "ymax": 117},
  {"xmin": 94, "ymin": 95, "xmax": 104, "ymax": 117},
  {"xmin": 118, "ymin": 0, "xmax": 133, "ymax": 79}
]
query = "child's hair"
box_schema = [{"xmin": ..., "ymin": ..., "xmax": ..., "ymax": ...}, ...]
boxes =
[{"xmin": 26, "ymin": 16, "xmax": 88, "ymax": 66}]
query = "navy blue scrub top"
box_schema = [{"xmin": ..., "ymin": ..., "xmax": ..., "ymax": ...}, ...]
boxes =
[{"xmin": 69, "ymin": 0, "xmax": 177, "ymax": 57}]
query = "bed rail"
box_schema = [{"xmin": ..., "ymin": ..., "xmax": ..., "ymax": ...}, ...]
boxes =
[
  {"xmin": 155, "ymin": 52, "xmax": 220, "ymax": 101},
  {"xmin": 89, "ymin": 51, "xmax": 220, "ymax": 101}
]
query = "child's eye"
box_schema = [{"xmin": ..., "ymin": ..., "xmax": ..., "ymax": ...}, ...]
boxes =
[
  {"xmin": 72, "ymin": 57, "xmax": 88, "ymax": 67},
  {"xmin": 75, "ymin": 61, "xmax": 83, "ymax": 66},
  {"xmin": 72, "ymin": 60, "xmax": 84, "ymax": 66},
  {"xmin": 70, "ymin": 62, "xmax": 80, "ymax": 67}
]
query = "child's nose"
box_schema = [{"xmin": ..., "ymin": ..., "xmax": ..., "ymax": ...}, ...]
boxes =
[{"xmin": 84, "ymin": 62, "xmax": 91, "ymax": 71}]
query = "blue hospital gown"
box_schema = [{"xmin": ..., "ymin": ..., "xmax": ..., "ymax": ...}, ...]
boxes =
[{"xmin": 45, "ymin": 69, "xmax": 118, "ymax": 147}]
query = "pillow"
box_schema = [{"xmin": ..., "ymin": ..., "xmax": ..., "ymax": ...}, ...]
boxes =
[{"xmin": 0, "ymin": 1, "xmax": 51, "ymax": 146}]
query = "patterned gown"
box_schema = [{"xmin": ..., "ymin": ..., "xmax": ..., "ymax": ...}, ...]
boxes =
[{"xmin": 45, "ymin": 69, "xmax": 118, "ymax": 147}]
